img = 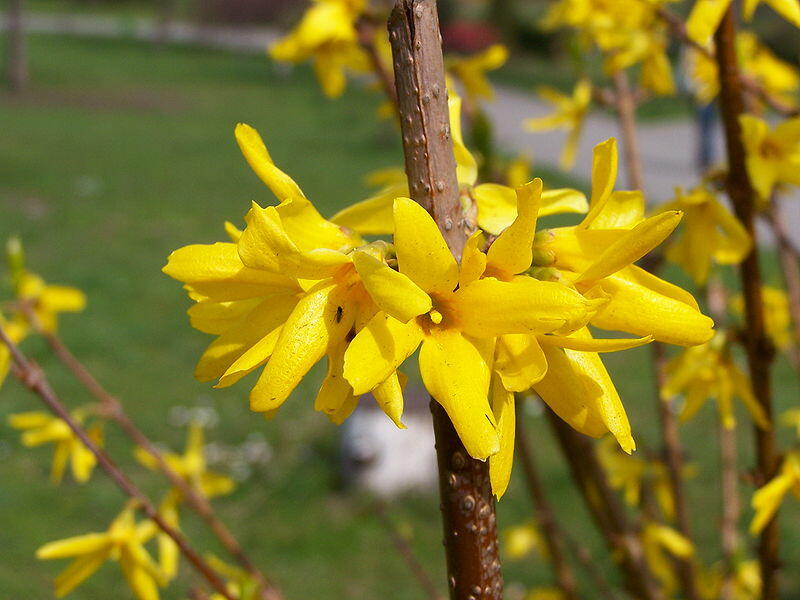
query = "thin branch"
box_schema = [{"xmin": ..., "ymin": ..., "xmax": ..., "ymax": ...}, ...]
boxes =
[
  {"xmin": 373, "ymin": 501, "xmax": 445, "ymax": 600},
  {"xmin": 356, "ymin": 15, "xmax": 398, "ymax": 110},
  {"xmin": 515, "ymin": 398, "xmax": 612, "ymax": 600},
  {"xmin": 545, "ymin": 409, "xmax": 663, "ymax": 600},
  {"xmin": 714, "ymin": 9, "xmax": 780, "ymax": 598},
  {"xmin": 764, "ymin": 204, "xmax": 800, "ymax": 371},
  {"xmin": 16, "ymin": 302, "xmax": 282, "ymax": 600},
  {"xmin": 611, "ymin": 66, "xmax": 700, "ymax": 600},
  {"xmin": 0, "ymin": 324, "xmax": 236, "ymax": 600},
  {"xmin": 388, "ymin": 2, "xmax": 501, "ymax": 598}
]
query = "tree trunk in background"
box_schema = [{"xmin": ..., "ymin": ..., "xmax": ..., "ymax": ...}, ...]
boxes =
[{"xmin": 5, "ymin": 0, "xmax": 27, "ymax": 92}]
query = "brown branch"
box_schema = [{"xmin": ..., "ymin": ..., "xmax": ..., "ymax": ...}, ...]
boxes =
[
  {"xmin": 356, "ymin": 15, "xmax": 398, "ymax": 110},
  {"xmin": 545, "ymin": 409, "xmax": 663, "ymax": 600},
  {"xmin": 515, "ymin": 399, "xmax": 599, "ymax": 600},
  {"xmin": 765, "ymin": 204, "xmax": 800, "ymax": 371},
  {"xmin": 653, "ymin": 4, "xmax": 798, "ymax": 118},
  {"xmin": 0, "ymin": 325, "xmax": 236, "ymax": 600},
  {"xmin": 714, "ymin": 9, "xmax": 780, "ymax": 598},
  {"xmin": 16, "ymin": 303, "xmax": 281, "ymax": 600},
  {"xmin": 611, "ymin": 66, "xmax": 700, "ymax": 600},
  {"xmin": 389, "ymin": 4, "xmax": 501, "ymax": 597},
  {"xmin": 373, "ymin": 501, "xmax": 445, "ymax": 600}
]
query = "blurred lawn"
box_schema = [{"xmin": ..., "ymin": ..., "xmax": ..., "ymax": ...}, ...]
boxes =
[{"xmin": 0, "ymin": 34, "xmax": 798, "ymax": 600}]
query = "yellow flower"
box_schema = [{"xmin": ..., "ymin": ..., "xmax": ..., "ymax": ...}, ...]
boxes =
[
  {"xmin": 525, "ymin": 79, "xmax": 592, "ymax": 170},
  {"xmin": 662, "ymin": 333, "xmax": 770, "ymax": 430},
  {"xmin": 0, "ymin": 313, "xmax": 27, "ymax": 389},
  {"xmin": 165, "ymin": 124, "xmax": 404, "ymax": 427},
  {"xmin": 332, "ymin": 92, "xmax": 589, "ymax": 236},
  {"xmin": 446, "ymin": 44, "xmax": 509, "ymax": 103},
  {"xmin": 135, "ymin": 422, "xmax": 235, "ymax": 500},
  {"xmin": 533, "ymin": 139, "xmax": 715, "ymax": 347},
  {"xmin": 205, "ymin": 554, "xmax": 259, "ymax": 600},
  {"xmin": 740, "ymin": 114, "xmax": 800, "ymax": 201},
  {"xmin": 642, "ymin": 521, "xmax": 695, "ymax": 595},
  {"xmin": 526, "ymin": 588, "xmax": 566, "ymax": 600},
  {"xmin": 687, "ymin": 0, "xmax": 800, "ymax": 46},
  {"xmin": 659, "ymin": 185, "xmax": 751, "ymax": 284},
  {"xmin": 750, "ymin": 451, "xmax": 800, "ymax": 534},
  {"xmin": 269, "ymin": 0, "xmax": 370, "ymax": 98},
  {"xmin": 731, "ymin": 286, "xmax": 793, "ymax": 351},
  {"xmin": 343, "ymin": 190, "xmax": 601, "ymax": 461},
  {"xmin": 37, "ymin": 505, "xmax": 166, "ymax": 600},
  {"xmin": 8, "ymin": 410, "xmax": 102, "ymax": 484},
  {"xmin": 687, "ymin": 32, "xmax": 800, "ymax": 108},
  {"xmin": 503, "ymin": 522, "xmax": 547, "ymax": 560}
]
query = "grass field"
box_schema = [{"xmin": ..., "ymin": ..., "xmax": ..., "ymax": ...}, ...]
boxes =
[{"xmin": 1, "ymin": 34, "xmax": 799, "ymax": 599}]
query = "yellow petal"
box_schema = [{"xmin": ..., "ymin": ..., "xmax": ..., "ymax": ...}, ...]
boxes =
[
  {"xmin": 235, "ymin": 123, "xmax": 304, "ymax": 201},
  {"xmin": 585, "ymin": 190, "xmax": 644, "ymax": 230},
  {"xmin": 419, "ymin": 329, "xmax": 499, "ymax": 460},
  {"xmin": 39, "ymin": 286, "xmax": 86, "ymax": 313},
  {"xmin": 250, "ymin": 280, "xmax": 354, "ymax": 411},
  {"xmin": 576, "ymin": 211, "xmax": 682, "ymax": 283},
  {"xmin": 187, "ymin": 299, "xmax": 262, "ymax": 335},
  {"xmin": 275, "ymin": 196, "xmax": 361, "ymax": 251},
  {"xmin": 352, "ymin": 251, "xmax": 432, "ymax": 322},
  {"xmin": 315, "ymin": 340, "xmax": 358, "ymax": 425},
  {"xmin": 372, "ymin": 371, "xmax": 406, "ymax": 428},
  {"xmin": 686, "ymin": 0, "xmax": 732, "ymax": 45},
  {"xmin": 37, "ymin": 534, "xmax": 111, "ymax": 559},
  {"xmin": 452, "ymin": 277, "xmax": 597, "ymax": 338},
  {"xmin": 489, "ymin": 376, "xmax": 515, "ymax": 499},
  {"xmin": 393, "ymin": 198, "xmax": 459, "ymax": 295},
  {"xmin": 538, "ymin": 333, "xmax": 653, "ymax": 353},
  {"xmin": 495, "ymin": 334, "xmax": 548, "ymax": 392},
  {"xmin": 459, "ymin": 230, "xmax": 488, "ymax": 288},
  {"xmin": 8, "ymin": 411, "xmax": 52, "ymax": 430},
  {"xmin": 750, "ymin": 472, "xmax": 795, "ymax": 534},
  {"xmin": 581, "ymin": 138, "xmax": 619, "ymax": 228},
  {"xmin": 534, "ymin": 337, "xmax": 635, "ymax": 453},
  {"xmin": 52, "ymin": 549, "xmax": 112, "ymax": 598},
  {"xmin": 331, "ymin": 192, "xmax": 398, "ymax": 235},
  {"xmin": 539, "ymin": 188, "xmax": 589, "ymax": 218},
  {"xmin": 343, "ymin": 312, "xmax": 424, "ymax": 395},
  {"xmin": 473, "ymin": 183, "xmax": 518, "ymax": 235},
  {"xmin": 450, "ymin": 95, "xmax": 478, "ymax": 186},
  {"xmin": 486, "ymin": 179, "xmax": 541, "ymax": 277},
  {"xmin": 119, "ymin": 550, "xmax": 161, "ymax": 600}
]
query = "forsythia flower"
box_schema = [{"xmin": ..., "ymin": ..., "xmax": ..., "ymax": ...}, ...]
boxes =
[
  {"xmin": 740, "ymin": 114, "xmax": 800, "ymax": 201},
  {"xmin": 658, "ymin": 185, "xmax": 751, "ymax": 284},
  {"xmin": 524, "ymin": 79, "xmax": 592, "ymax": 170},
  {"xmin": 503, "ymin": 522, "xmax": 547, "ymax": 560},
  {"xmin": 446, "ymin": 44, "xmax": 509, "ymax": 103},
  {"xmin": 642, "ymin": 521, "xmax": 695, "ymax": 595},
  {"xmin": 269, "ymin": 0, "xmax": 370, "ymax": 98},
  {"xmin": 526, "ymin": 588, "xmax": 566, "ymax": 600},
  {"xmin": 205, "ymin": 555, "xmax": 259, "ymax": 600},
  {"xmin": 687, "ymin": 0, "xmax": 800, "ymax": 46},
  {"xmin": 37, "ymin": 504, "xmax": 166, "ymax": 600},
  {"xmin": 731, "ymin": 286, "xmax": 793, "ymax": 351},
  {"xmin": 332, "ymin": 92, "xmax": 589, "ymax": 236},
  {"xmin": 8, "ymin": 410, "xmax": 102, "ymax": 484},
  {"xmin": 780, "ymin": 407, "xmax": 800, "ymax": 437},
  {"xmin": 661, "ymin": 333, "xmax": 769, "ymax": 430},
  {"xmin": 698, "ymin": 560, "xmax": 762, "ymax": 600},
  {"xmin": 135, "ymin": 422, "xmax": 235, "ymax": 499},
  {"xmin": 687, "ymin": 32, "xmax": 800, "ymax": 108},
  {"xmin": 750, "ymin": 451, "xmax": 800, "ymax": 534}
]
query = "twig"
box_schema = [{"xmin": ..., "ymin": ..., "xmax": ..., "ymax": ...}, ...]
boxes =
[
  {"xmin": 765, "ymin": 203, "xmax": 800, "ymax": 371},
  {"xmin": 373, "ymin": 501, "xmax": 445, "ymax": 600},
  {"xmin": 16, "ymin": 302, "xmax": 281, "ymax": 600},
  {"xmin": 356, "ymin": 15, "xmax": 398, "ymax": 110},
  {"xmin": 611, "ymin": 66, "xmax": 700, "ymax": 600},
  {"xmin": 714, "ymin": 9, "xmax": 780, "ymax": 598},
  {"xmin": 388, "ymin": 2, "xmax": 501, "ymax": 598},
  {"xmin": 515, "ymin": 399, "xmax": 604, "ymax": 600},
  {"xmin": 0, "ymin": 324, "xmax": 236, "ymax": 600},
  {"xmin": 545, "ymin": 409, "xmax": 663, "ymax": 600},
  {"xmin": 653, "ymin": 4, "xmax": 798, "ymax": 118}
]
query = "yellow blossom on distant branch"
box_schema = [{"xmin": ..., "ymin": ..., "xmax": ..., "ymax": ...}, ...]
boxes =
[
  {"xmin": 8, "ymin": 409, "xmax": 102, "ymax": 484},
  {"xmin": 740, "ymin": 114, "xmax": 800, "ymax": 201},
  {"xmin": 731, "ymin": 286, "xmax": 793, "ymax": 351},
  {"xmin": 0, "ymin": 312, "xmax": 27, "ymax": 389},
  {"xmin": 446, "ymin": 44, "xmax": 509, "ymax": 103},
  {"xmin": 642, "ymin": 521, "xmax": 695, "ymax": 595},
  {"xmin": 750, "ymin": 451, "xmax": 800, "ymax": 535},
  {"xmin": 503, "ymin": 522, "xmax": 547, "ymax": 560},
  {"xmin": 687, "ymin": 0, "xmax": 800, "ymax": 46},
  {"xmin": 525, "ymin": 79, "xmax": 592, "ymax": 170},
  {"xmin": 779, "ymin": 408, "xmax": 800, "ymax": 438},
  {"xmin": 659, "ymin": 185, "xmax": 751, "ymax": 284},
  {"xmin": 662, "ymin": 333, "xmax": 769, "ymax": 430}
]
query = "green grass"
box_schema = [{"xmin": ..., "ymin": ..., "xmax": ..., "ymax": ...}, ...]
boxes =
[{"xmin": 0, "ymin": 34, "xmax": 799, "ymax": 600}]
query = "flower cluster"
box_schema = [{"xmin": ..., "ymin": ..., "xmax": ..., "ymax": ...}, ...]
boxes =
[{"xmin": 166, "ymin": 114, "xmax": 713, "ymax": 498}]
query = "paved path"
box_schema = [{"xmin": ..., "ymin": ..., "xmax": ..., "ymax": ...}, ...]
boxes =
[{"xmin": 4, "ymin": 11, "xmax": 798, "ymax": 244}]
